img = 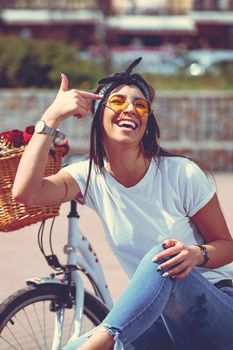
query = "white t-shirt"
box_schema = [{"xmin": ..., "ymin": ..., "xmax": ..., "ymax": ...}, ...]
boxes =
[{"xmin": 63, "ymin": 156, "xmax": 233, "ymax": 284}]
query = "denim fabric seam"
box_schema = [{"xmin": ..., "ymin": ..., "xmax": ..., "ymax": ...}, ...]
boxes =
[
  {"xmin": 116, "ymin": 276, "xmax": 171, "ymax": 343},
  {"xmin": 101, "ymin": 323, "xmax": 136, "ymax": 350}
]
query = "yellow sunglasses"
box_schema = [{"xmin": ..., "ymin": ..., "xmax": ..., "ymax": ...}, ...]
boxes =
[{"xmin": 105, "ymin": 94, "xmax": 151, "ymax": 118}]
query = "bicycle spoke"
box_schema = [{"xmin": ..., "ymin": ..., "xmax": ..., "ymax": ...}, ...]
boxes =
[
  {"xmin": 14, "ymin": 315, "xmax": 41, "ymax": 349},
  {"xmin": 43, "ymin": 301, "xmax": 47, "ymax": 350},
  {"xmin": 3, "ymin": 324, "xmax": 24, "ymax": 350},
  {"xmin": 23, "ymin": 308, "xmax": 43, "ymax": 349},
  {"xmin": 0, "ymin": 334, "xmax": 19, "ymax": 350},
  {"xmin": 33, "ymin": 302, "xmax": 46, "ymax": 349}
]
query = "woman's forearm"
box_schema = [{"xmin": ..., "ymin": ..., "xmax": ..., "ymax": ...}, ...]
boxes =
[
  {"xmin": 193, "ymin": 239, "xmax": 233, "ymax": 269},
  {"xmin": 12, "ymin": 113, "xmax": 58, "ymax": 204}
]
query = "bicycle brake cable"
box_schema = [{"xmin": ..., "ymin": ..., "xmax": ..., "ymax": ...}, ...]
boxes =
[
  {"xmin": 37, "ymin": 219, "xmax": 64, "ymax": 272},
  {"xmin": 49, "ymin": 217, "xmax": 56, "ymax": 255},
  {"xmin": 37, "ymin": 220, "xmax": 46, "ymax": 255}
]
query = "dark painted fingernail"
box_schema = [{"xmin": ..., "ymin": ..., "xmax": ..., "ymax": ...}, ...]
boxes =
[
  {"xmin": 162, "ymin": 243, "xmax": 166, "ymax": 249},
  {"xmin": 157, "ymin": 266, "xmax": 162, "ymax": 272}
]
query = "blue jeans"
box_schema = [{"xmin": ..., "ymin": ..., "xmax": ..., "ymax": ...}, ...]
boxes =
[{"xmin": 63, "ymin": 245, "xmax": 233, "ymax": 350}]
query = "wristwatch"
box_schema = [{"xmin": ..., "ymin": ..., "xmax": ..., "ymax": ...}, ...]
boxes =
[{"xmin": 35, "ymin": 120, "xmax": 66, "ymax": 146}]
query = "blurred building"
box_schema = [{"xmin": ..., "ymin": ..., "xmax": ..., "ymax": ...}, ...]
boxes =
[
  {"xmin": 109, "ymin": 0, "xmax": 233, "ymax": 49},
  {"xmin": 0, "ymin": 0, "xmax": 233, "ymax": 50},
  {"xmin": 0, "ymin": 1, "xmax": 232, "ymax": 171}
]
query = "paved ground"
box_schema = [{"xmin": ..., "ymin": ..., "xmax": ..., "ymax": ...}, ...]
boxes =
[{"xmin": 0, "ymin": 173, "xmax": 232, "ymax": 304}]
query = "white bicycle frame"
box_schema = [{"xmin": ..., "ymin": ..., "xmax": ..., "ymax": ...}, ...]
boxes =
[{"xmin": 27, "ymin": 200, "xmax": 113, "ymax": 350}]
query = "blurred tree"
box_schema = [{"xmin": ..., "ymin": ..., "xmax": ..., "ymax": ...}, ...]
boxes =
[{"xmin": 0, "ymin": 36, "xmax": 105, "ymax": 88}]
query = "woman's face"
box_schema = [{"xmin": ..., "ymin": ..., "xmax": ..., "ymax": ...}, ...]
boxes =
[{"xmin": 102, "ymin": 85, "xmax": 150, "ymax": 150}]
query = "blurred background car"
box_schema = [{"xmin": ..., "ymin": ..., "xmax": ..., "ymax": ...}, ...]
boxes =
[{"xmin": 182, "ymin": 49, "xmax": 233, "ymax": 76}]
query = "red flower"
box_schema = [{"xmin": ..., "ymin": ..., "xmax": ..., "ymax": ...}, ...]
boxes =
[
  {"xmin": 23, "ymin": 125, "xmax": 35, "ymax": 145},
  {"xmin": 0, "ymin": 130, "xmax": 24, "ymax": 147},
  {"xmin": 0, "ymin": 126, "xmax": 70, "ymax": 157}
]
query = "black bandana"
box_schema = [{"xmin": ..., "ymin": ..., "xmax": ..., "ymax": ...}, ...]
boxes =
[{"xmin": 93, "ymin": 57, "xmax": 150, "ymax": 115}]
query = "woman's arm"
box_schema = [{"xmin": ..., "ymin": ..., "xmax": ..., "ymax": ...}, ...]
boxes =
[
  {"xmin": 153, "ymin": 194, "xmax": 233, "ymax": 279},
  {"xmin": 190, "ymin": 193, "xmax": 233, "ymax": 267},
  {"xmin": 12, "ymin": 74, "xmax": 101, "ymax": 206}
]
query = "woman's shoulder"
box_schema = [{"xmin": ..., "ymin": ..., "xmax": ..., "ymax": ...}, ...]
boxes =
[
  {"xmin": 158, "ymin": 155, "xmax": 196, "ymax": 171},
  {"xmin": 158, "ymin": 155, "xmax": 209, "ymax": 183}
]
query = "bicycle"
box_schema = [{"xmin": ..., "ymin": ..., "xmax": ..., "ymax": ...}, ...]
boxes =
[{"xmin": 0, "ymin": 192, "xmax": 113, "ymax": 349}]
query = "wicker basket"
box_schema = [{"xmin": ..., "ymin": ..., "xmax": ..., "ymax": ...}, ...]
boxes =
[{"xmin": 0, "ymin": 147, "xmax": 63, "ymax": 232}]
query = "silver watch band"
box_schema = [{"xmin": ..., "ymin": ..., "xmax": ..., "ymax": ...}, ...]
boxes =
[{"xmin": 35, "ymin": 120, "xmax": 66, "ymax": 144}]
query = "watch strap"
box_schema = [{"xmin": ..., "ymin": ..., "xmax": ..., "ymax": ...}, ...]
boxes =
[
  {"xmin": 196, "ymin": 245, "xmax": 209, "ymax": 267},
  {"xmin": 35, "ymin": 120, "xmax": 66, "ymax": 143},
  {"xmin": 43, "ymin": 124, "xmax": 57, "ymax": 137}
]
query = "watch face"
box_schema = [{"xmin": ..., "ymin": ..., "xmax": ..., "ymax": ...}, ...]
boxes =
[{"xmin": 35, "ymin": 120, "xmax": 45, "ymax": 133}]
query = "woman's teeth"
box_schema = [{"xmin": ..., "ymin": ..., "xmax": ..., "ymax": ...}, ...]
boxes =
[{"xmin": 116, "ymin": 120, "xmax": 137, "ymax": 130}]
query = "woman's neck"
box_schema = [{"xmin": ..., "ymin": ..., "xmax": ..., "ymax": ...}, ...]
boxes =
[{"xmin": 105, "ymin": 148, "xmax": 150, "ymax": 187}]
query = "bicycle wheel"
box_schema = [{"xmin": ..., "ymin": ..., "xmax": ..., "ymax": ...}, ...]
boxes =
[{"xmin": 0, "ymin": 284, "xmax": 109, "ymax": 350}]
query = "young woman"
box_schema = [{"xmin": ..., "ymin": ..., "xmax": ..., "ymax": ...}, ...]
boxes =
[{"xmin": 13, "ymin": 58, "xmax": 233, "ymax": 350}]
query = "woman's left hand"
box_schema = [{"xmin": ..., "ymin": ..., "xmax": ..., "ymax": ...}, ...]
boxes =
[{"xmin": 153, "ymin": 239, "xmax": 201, "ymax": 280}]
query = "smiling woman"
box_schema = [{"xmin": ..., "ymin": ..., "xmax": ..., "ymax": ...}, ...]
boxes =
[
  {"xmin": 13, "ymin": 57, "xmax": 233, "ymax": 350},
  {"xmin": 99, "ymin": 85, "xmax": 150, "ymax": 184},
  {"xmin": 101, "ymin": 86, "xmax": 149, "ymax": 151}
]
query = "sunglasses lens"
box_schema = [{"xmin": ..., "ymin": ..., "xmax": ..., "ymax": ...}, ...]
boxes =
[
  {"xmin": 108, "ymin": 96, "xmax": 150, "ymax": 118},
  {"xmin": 134, "ymin": 99, "xmax": 149, "ymax": 117},
  {"xmin": 109, "ymin": 96, "xmax": 127, "ymax": 112}
]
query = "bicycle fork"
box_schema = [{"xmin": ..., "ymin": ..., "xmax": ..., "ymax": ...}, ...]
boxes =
[{"xmin": 51, "ymin": 270, "xmax": 84, "ymax": 350}]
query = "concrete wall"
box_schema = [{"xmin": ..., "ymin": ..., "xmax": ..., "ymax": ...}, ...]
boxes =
[
  {"xmin": 0, "ymin": 89, "xmax": 232, "ymax": 171},
  {"xmin": 156, "ymin": 91, "xmax": 233, "ymax": 171}
]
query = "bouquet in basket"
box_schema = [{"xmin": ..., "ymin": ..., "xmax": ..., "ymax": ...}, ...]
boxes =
[
  {"xmin": 0, "ymin": 126, "xmax": 70, "ymax": 157},
  {"xmin": 0, "ymin": 126, "xmax": 70, "ymax": 232}
]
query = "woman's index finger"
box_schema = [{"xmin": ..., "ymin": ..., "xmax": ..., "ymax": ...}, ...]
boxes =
[{"xmin": 78, "ymin": 91, "xmax": 103, "ymax": 100}]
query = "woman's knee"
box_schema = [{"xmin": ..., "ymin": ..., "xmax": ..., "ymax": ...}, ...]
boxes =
[{"xmin": 138, "ymin": 244, "xmax": 163, "ymax": 267}]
